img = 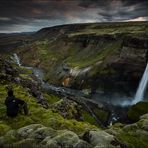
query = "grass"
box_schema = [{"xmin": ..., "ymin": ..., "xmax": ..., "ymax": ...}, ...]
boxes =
[
  {"xmin": 0, "ymin": 83, "xmax": 97, "ymax": 136},
  {"xmin": 128, "ymin": 102, "xmax": 148, "ymax": 122},
  {"xmin": 65, "ymin": 40, "xmax": 121, "ymax": 68},
  {"xmin": 69, "ymin": 21, "xmax": 148, "ymax": 36},
  {"xmin": 117, "ymin": 131, "xmax": 148, "ymax": 148},
  {"xmin": 81, "ymin": 111, "xmax": 98, "ymax": 126}
]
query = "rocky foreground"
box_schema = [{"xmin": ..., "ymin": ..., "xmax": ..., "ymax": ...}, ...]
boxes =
[{"xmin": 0, "ymin": 114, "xmax": 148, "ymax": 147}]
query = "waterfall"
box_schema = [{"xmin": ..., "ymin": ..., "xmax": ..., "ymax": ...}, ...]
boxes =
[
  {"xmin": 32, "ymin": 68, "xmax": 44, "ymax": 83},
  {"xmin": 132, "ymin": 63, "xmax": 148, "ymax": 104},
  {"xmin": 13, "ymin": 53, "xmax": 21, "ymax": 66}
]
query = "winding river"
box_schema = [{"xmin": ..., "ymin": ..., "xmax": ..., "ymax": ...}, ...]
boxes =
[{"xmin": 12, "ymin": 53, "xmax": 131, "ymax": 125}]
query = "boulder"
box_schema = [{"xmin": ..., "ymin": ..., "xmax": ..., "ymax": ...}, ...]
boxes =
[
  {"xmin": 74, "ymin": 140, "xmax": 92, "ymax": 148},
  {"xmin": 52, "ymin": 130, "xmax": 79, "ymax": 146},
  {"xmin": 51, "ymin": 98, "xmax": 82, "ymax": 120},
  {"xmin": 12, "ymin": 138, "xmax": 38, "ymax": 148},
  {"xmin": 142, "ymin": 125, "xmax": 148, "ymax": 131},
  {"xmin": 42, "ymin": 130, "xmax": 79, "ymax": 147},
  {"xmin": 1, "ymin": 124, "xmax": 94, "ymax": 147},
  {"xmin": 82, "ymin": 130, "xmax": 120, "ymax": 147},
  {"xmin": 28, "ymin": 127, "xmax": 57, "ymax": 142},
  {"xmin": 17, "ymin": 124, "xmax": 44, "ymax": 138},
  {"xmin": 123, "ymin": 123, "xmax": 138, "ymax": 132},
  {"xmin": 135, "ymin": 130, "xmax": 148, "ymax": 140},
  {"xmin": 140, "ymin": 113, "xmax": 148, "ymax": 120}
]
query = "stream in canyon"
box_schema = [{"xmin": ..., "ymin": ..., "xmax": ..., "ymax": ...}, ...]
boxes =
[{"xmin": 12, "ymin": 53, "xmax": 148, "ymax": 125}]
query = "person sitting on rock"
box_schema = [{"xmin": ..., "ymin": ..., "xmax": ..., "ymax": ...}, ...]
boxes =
[{"xmin": 5, "ymin": 89, "xmax": 29, "ymax": 117}]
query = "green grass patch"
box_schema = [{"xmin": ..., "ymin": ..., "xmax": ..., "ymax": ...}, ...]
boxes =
[
  {"xmin": 0, "ymin": 83, "xmax": 96, "ymax": 136},
  {"xmin": 128, "ymin": 102, "xmax": 148, "ymax": 122},
  {"xmin": 82, "ymin": 111, "xmax": 98, "ymax": 126}
]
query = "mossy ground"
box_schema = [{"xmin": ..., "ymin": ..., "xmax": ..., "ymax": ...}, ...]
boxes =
[
  {"xmin": 128, "ymin": 102, "xmax": 148, "ymax": 122},
  {"xmin": 81, "ymin": 111, "xmax": 98, "ymax": 126},
  {"xmin": 69, "ymin": 21, "xmax": 148, "ymax": 36},
  {"xmin": 0, "ymin": 83, "xmax": 96, "ymax": 136},
  {"xmin": 108, "ymin": 114, "xmax": 148, "ymax": 148},
  {"xmin": 117, "ymin": 126, "xmax": 148, "ymax": 148},
  {"xmin": 1, "ymin": 22, "xmax": 148, "ymax": 147}
]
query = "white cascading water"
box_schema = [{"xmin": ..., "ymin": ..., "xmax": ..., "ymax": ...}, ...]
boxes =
[
  {"xmin": 132, "ymin": 63, "xmax": 148, "ymax": 104},
  {"xmin": 13, "ymin": 53, "xmax": 44, "ymax": 83},
  {"xmin": 13, "ymin": 53, "xmax": 21, "ymax": 66}
]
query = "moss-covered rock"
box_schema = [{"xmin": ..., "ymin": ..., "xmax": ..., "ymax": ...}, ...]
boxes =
[
  {"xmin": 0, "ymin": 83, "xmax": 96, "ymax": 134},
  {"xmin": 51, "ymin": 98, "xmax": 82, "ymax": 120},
  {"xmin": 115, "ymin": 113, "xmax": 148, "ymax": 148},
  {"xmin": 0, "ymin": 57, "xmax": 97, "ymax": 141},
  {"xmin": 0, "ymin": 124, "xmax": 94, "ymax": 147},
  {"xmin": 89, "ymin": 130, "xmax": 115, "ymax": 147},
  {"xmin": 81, "ymin": 110, "xmax": 98, "ymax": 126},
  {"xmin": 128, "ymin": 102, "xmax": 148, "ymax": 122},
  {"xmin": 0, "ymin": 122, "xmax": 11, "ymax": 136}
]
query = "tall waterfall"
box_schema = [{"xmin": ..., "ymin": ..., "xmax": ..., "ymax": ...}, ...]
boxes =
[
  {"xmin": 132, "ymin": 63, "xmax": 148, "ymax": 104},
  {"xmin": 13, "ymin": 53, "xmax": 21, "ymax": 66}
]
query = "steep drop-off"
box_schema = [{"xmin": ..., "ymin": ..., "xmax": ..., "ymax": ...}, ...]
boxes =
[
  {"xmin": 9, "ymin": 21, "xmax": 148, "ymax": 98},
  {"xmin": 0, "ymin": 22, "xmax": 148, "ymax": 147}
]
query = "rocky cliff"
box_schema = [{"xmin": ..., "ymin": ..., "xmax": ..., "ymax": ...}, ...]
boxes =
[
  {"xmin": 0, "ymin": 23, "xmax": 148, "ymax": 147},
  {"xmin": 7, "ymin": 21, "xmax": 147, "ymax": 98}
]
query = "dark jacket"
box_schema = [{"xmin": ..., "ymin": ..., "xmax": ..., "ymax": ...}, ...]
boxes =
[{"xmin": 5, "ymin": 96, "xmax": 28, "ymax": 117}]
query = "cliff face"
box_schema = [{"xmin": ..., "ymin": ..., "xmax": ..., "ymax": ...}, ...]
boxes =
[
  {"xmin": 1, "ymin": 21, "xmax": 148, "ymax": 96},
  {"xmin": 0, "ymin": 23, "xmax": 148, "ymax": 147},
  {"xmin": 0, "ymin": 47, "xmax": 148, "ymax": 148}
]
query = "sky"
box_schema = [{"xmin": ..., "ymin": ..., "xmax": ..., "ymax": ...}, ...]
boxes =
[{"xmin": 0, "ymin": 0, "xmax": 148, "ymax": 33}]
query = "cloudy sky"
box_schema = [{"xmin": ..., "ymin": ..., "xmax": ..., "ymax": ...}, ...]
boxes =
[{"xmin": 0, "ymin": 0, "xmax": 148, "ymax": 33}]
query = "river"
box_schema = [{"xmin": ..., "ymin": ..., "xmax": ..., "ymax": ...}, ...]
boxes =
[{"xmin": 12, "ymin": 53, "xmax": 131, "ymax": 126}]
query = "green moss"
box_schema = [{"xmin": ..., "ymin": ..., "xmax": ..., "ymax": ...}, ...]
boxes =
[
  {"xmin": 93, "ymin": 108, "xmax": 108, "ymax": 123},
  {"xmin": 65, "ymin": 41, "xmax": 121, "ymax": 68},
  {"xmin": 2, "ymin": 130, "xmax": 18, "ymax": 144},
  {"xmin": 128, "ymin": 102, "xmax": 148, "ymax": 122},
  {"xmin": 69, "ymin": 21, "xmax": 148, "ymax": 36},
  {"xmin": 44, "ymin": 94, "xmax": 60, "ymax": 104},
  {"xmin": 0, "ymin": 83, "xmax": 96, "ymax": 136},
  {"xmin": 117, "ymin": 131, "xmax": 148, "ymax": 148},
  {"xmin": 82, "ymin": 111, "xmax": 97, "ymax": 126},
  {"xmin": 137, "ymin": 118, "xmax": 148, "ymax": 128},
  {"xmin": 18, "ymin": 67, "xmax": 32, "ymax": 75},
  {"xmin": 19, "ymin": 74, "xmax": 33, "ymax": 80},
  {"xmin": 11, "ymin": 139, "xmax": 39, "ymax": 148},
  {"xmin": 0, "ymin": 122, "xmax": 11, "ymax": 136}
]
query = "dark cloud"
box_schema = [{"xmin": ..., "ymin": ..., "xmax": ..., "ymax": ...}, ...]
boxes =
[{"xmin": 0, "ymin": 0, "xmax": 148, "ymax": 33}]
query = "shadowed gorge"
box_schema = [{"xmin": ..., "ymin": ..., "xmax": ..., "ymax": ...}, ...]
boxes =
[
  {"xmin": 9, "ymin": 22, "xmax": 148, "ymax": 105},
  {"xmin": 0, "ymin": 21, "xmax": 148, "ymax": 147}
]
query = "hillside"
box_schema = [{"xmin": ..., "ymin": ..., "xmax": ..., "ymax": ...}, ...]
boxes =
[
  {"xmin": 6, "ymin": 21, "xmax": 147, "ymax": 99},
  {"xmin": 0, "ymin": 48, "xmax": 148, "ymax": 147},
  {"xmin": 0, "ymin": 0, "xmax": 148, "ymax": 145}
]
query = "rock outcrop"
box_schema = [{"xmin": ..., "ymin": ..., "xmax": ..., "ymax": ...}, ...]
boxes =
[
  {"xmin": 106, "ymin": 113, "xmax": 148, "ymax": 148},
  {"xmin": 0, "ymin": 113, "xmax": 148, "ymax": 147},
  {"xmin": 0, "ymin": 124, "xmax": 121, "ymax": 148}
]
